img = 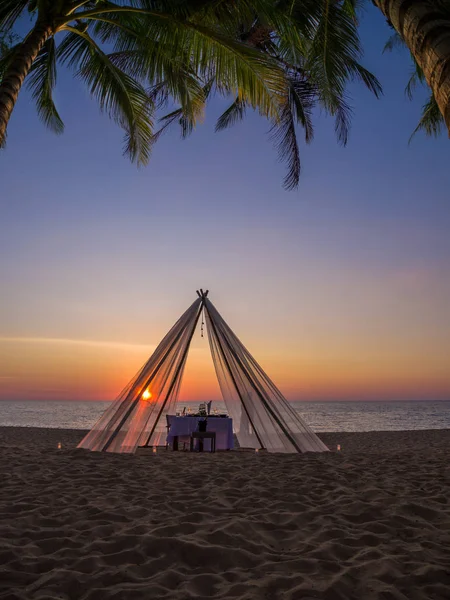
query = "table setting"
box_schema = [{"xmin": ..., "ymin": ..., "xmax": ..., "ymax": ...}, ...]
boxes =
[{"xmin": 166, "ymin": 403, "xmax": 233, "ymax": 451}]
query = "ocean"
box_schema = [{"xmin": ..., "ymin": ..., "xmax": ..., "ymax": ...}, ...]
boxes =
[{"xmin": 0, "ymin": 400, "xmax": 449, "ymax": 432}]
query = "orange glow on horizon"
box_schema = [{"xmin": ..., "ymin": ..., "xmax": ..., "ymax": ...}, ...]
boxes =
[{"xmin": 0, "ymin": 330, "xmax": 449, "ymax": 402}]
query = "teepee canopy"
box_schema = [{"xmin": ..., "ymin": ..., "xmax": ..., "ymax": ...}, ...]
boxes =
[{"xmin": 78, "ymin": 291, "xmax": 328, "ymax": 454}]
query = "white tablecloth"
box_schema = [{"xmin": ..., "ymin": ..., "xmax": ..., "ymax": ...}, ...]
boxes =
[{"xmin": 166, "ymin": 416, "xmax": 233, "ymax": 450}]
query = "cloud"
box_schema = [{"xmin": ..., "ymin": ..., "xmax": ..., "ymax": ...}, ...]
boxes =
[
  {"xmin": 0, "ymin": 336, "xmax": 208, "ymax": 353},
  {"xmin": 0, "ymin": 336, "xmax": 155, "ymax": 352}
]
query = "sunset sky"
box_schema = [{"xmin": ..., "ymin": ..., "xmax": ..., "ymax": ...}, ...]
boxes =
[{"xmin": 1, "ymin": 5, "xmax": 449, "ymax": 403}]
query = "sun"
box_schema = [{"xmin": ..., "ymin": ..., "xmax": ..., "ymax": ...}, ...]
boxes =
[{"xmin": 142, "ymin": 390, "xmax": 152, "ymax": 400}]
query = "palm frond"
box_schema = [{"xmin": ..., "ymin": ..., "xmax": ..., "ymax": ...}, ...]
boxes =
[
  {"xmin": 149, "ymin": 104, "xmax": 198, "ymax": 147},
  {"xmin": 152, "ymin": 78, "xmax": 214, "ymax": 141},
  {"xmin": 1, "ymin": 0, "xmax": 384, "ymax": 188},
  {"xmin": 268, "ymin": 71, "xmax": 317, "ymax": 189},
  {"xmin": 108, "ymin": 47, "xmax": 205, "ymax": 122},
  {"xmin": 215, "ymin": 98, "xmax": 246, "ymax": 132},
  {"xmin": 27, "ymin": 37, "xmax": 64, "ymax": 134},
  {"xmin": 286, "ymin": 73, "xmax": 315, "ymax": 143},
  {"xmin": 269, "ymin": 102, "xmax": 301, "ymax": 191},
  {"xmin": 93, "ymin": 15, "xmax": 207, "ymax": 118},
  {"xmin": 341, "ymin": 0, "xmax": 365, "ymax": 19},
  {"xmin": 383, "ymin": 32, "xmax": 405, "ymax": 54},
  {"xmin": 384, "ymin": 32, "xmax": 425, "ymax": 102},
  {"xmin": 62, "ymin": 5, "xmax": 287, "ymax": 120},
  {"xmin": 60, "ymin": 26, "xmax": 154, "ymax": 164},
  {"xmin": 0, "ymin": 37, "xmax": 19, "ymax": 82},
  {"xmin": 334, "ymin": 97, "xmax": 352, "ymax": 146},
  {"xmin": 345, "ymin": 60, "xmax": 383, "ymax": 97},
  {"xmin": 409, "ymin": 93, "xmax": 444, "ymax": 142},
  {"xmin": 405, "ymin": 60, "xmax": 426, "ymax": 100},
  {"xmin": 405, "ymin": 70, "xmax": 419, "ymax": 101},
  {"xmin": 149, "ymin": 107, "xmax": 183, "ymax": 146},
  {"xmin": 0, "ymin": 0, "xmax": 29, "ymax": 29},
  {"xmin": 57, "ymin": 27, "xmax": 92, "ymax": 67},
  {"xmin": 382, "ymin": 22, "xmax": 444, "ymax": 139},
  {"xmin": 303, "ymin": 0, "xmax": 381, "ymax": 145}
]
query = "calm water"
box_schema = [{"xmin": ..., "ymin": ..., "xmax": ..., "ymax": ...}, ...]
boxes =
[{"xmin": 0, "ymin": 400, "xmax": 449, "ymax": 432}]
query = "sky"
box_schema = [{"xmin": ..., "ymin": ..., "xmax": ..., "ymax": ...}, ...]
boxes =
[{"xmin": 0, "ymin": 5, "xmax": 449, "ymax": 403}]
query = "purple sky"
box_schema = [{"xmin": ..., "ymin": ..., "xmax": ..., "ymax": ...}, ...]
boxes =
[{"xmin": 0, "ymin": 5, "xmax": 449, "ymax": 402}]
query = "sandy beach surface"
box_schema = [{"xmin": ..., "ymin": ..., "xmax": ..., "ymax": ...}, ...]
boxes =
[{"xmin": 1, "ymin": 427, "xmax": 449, "ymax": 600}]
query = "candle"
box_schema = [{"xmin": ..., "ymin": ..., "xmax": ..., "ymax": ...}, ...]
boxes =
[
  {"xmin": 57, "ymin": 442, "xmax": 62, "ymax": 450},
  {"xmin": 153, "ymin": 447, "xmax": 157, "ymax": 454}
]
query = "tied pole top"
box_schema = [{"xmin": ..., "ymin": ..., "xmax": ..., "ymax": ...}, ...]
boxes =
[{"xmin": 196, "ymin": 289, "xmax": 209, "ymax": 301}]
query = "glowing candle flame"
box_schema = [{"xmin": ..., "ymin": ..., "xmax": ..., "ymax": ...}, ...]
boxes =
[
  {"xmin": 142, "ymin": 390, "xmax": 151, "ymax": 400},
  {"xmin": 152, "ymin": 447, "xmax": 157, "ymax": 453},
  {"xmin": 57, "ymin": 442, "xmax": 62, "ymax": 450}
]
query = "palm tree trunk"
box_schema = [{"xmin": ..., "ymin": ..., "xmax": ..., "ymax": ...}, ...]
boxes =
[
  {"xmin": 373, "ymin": 0, "xmax": 450, "ymax": 135},
  {"xmin": 0, "ymin": 22, "xmax": 53, "ymax": 146}
]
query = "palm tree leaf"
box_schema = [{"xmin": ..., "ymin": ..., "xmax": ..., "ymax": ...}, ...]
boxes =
[
  {"xmin": 108, "ymin": 47, "xmax": 205, "ymax": 122},
  {"xmin": 405, "ymin": 58, "xmax": 426, "ymax": 100},
  {"xmin": 79, "ymin": 10, "xmax": 263, "ymax": 126},
  {"xmin": 334, "ymin": 97, "xmax": 352, "ymax": 146},
  {"xmin": 57, "ymin": 27, "xmax": 92, "ymax": 67},
  {"xmin": 383, "ymin": 31, "xmax": 425, "ymax": 101},
  {"xmin": 150, "ymin": 77, "xmax": 215, "ymax": 143},
  {"xmin": 302, "ymin": 0, "xmax": 379, "ymax": 145},
  {"xmin": 60, "ymin": 25, "xmax": 154, "ymax": 164},
  {"xmin": 62, "ymin": 4, "xmax": 286, "ymax": 120},
  {"xmin": 405, "ymin": 69, "xmax": 419, "ymax": 101},
  {"xmin": 307, "ymin": 0, "xmax": 360, "ymax": 103},
  {"xmin": 269, "ymin": 102, "xmax": 301, "ymax": 191},
  {"xmin": 150, "ymin": 107, "xmax": 183, "ymax": 146},
  {"xmin": 381, "ymin": 21, "xmax": 443, "ymax": 139},
  {"xmin": 27, "ymin": 37, "xmax": 64, "ymax": 134},
  {"xmin": 287, "ymin": 73, "xmax": 315, "ymax": 143},
  {"xmin": 150, "ymin": 102, "xmax": 199, "ymax": 146},
  {"xmin": 345, "ymin": 60, "xmax": 383, "ymax": 97},
  {"xmin": 67, "ymin": 1, "xmax": 98, "ymax": 15},
  {"xmin": 383, "ymin": 32, "xmax": 405, "ymax": 54},
  {"xmin": 1, "ymin": 0, "xmax": 384, "ymax": 189},
  {"xmin": 0, "ymin": 38, "xmax": 19, "ymax": 82},
  {"xmin": 341, "ymin": 0, "xmax": 365, "ymax": 20},
  {"xmin": 267, "ymin": 71, "xmax": 317, "ymax": 189},
  {"xmin": 180, "ymin": 76, "xmax": 216, "ymax": 137},
  {"xmin": 409, "ymin": 93, "xmax": 444, "ymax": 142},
  {"xmin": 215, "ymin": 98, "xmax": 246, "ymax": 132},
  {"xmin": 0, "ymin": 0, "xmax": 29, "ymax": 29}
]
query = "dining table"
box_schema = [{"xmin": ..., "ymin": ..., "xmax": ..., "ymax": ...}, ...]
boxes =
[{"xmin": 166, "ymin": 415, "xmax": 233, "ymax": 451}]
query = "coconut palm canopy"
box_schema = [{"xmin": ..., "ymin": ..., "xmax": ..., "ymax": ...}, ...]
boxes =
[
  {"xmin": 383, "ymin": 26, "xmax": 446, "ymax": 142},
  {"xmin": 373, "ymin": 0, "xmax": 450, "ymax": 139},
  {"xmin": 78, "ymin": 290, "xmax": 329, "ymax": 454},
  {"xmin": 0, "ymin": 0, "xmax": 382, "ymax": 188}
]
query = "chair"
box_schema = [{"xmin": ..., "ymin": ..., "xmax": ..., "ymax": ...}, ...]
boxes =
[
  {"xmin": 190, "ymin": 431, "xmax": 216, "ymax": 453},
  {"xmin": 165, "ymin": 415, "xmax": 171, "ymax": 450},
  {"xmin": 167, "ymin": 415, "xmax": 190, "ymax": 451}
]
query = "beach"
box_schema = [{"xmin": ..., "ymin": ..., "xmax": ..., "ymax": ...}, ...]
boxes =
[{"xmin": 1, "ymin": 427, "xmax": 449, "ymax": 600}]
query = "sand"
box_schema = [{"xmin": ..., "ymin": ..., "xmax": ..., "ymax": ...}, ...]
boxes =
[{"xmin": 1, "ymin": 427, "xmax": 450, "ymax": 600}]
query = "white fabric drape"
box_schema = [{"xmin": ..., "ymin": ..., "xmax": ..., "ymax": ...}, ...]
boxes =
[{"xmin": 78, "ymin": 293, "xmax": 328, "ymax": 454}]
